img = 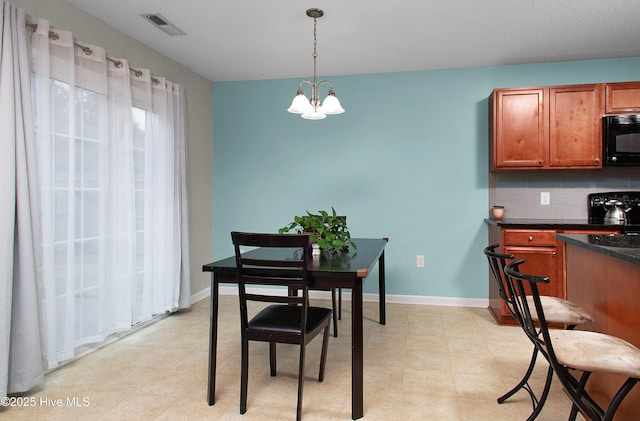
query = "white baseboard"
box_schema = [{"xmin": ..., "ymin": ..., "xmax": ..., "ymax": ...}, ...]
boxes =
[
  {"xmin": 190, "ymin": 287, "xmax": 211, "ymax": 304},
  {"xmin": 191, "ymin": 286, "xmax": 489, "ymax": 308}
]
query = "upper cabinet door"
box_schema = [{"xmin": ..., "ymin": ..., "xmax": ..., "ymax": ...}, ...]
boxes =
[
  {"xmin": 491, "ymin": 88, "xmax": 547, "ymax": 169},
  {"xmin": 548, "ymin": 84, "xmax": 602, "ymax": 168},
  {"xmin": 605, "ymin": 82, "xmax": 640, "ymax": 114}
]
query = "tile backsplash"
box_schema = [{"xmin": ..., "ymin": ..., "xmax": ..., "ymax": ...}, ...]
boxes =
[{"xmin": 490, "ymin": 167, "xmax": 640, "ymax": 219}]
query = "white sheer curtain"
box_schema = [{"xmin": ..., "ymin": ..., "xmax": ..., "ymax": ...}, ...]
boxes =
[
  {"xmin": 0, "ymin": 1, "xmax": 44, "ymax": 396},
  {"xmin": 30, "ymin": 17, "xmax": 190, "ymax": 369},
  {"xmin": 130, "ymin": 72, "xmax": 191, "ymax": 323}
]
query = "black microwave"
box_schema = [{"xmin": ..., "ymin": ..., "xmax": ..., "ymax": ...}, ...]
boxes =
[{"xmin": 603, "ymin": 115, "xmax": 640, "ymax": 165}]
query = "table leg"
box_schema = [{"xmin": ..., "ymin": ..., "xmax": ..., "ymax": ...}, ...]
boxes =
[
  {"xmin": 207, "ymin": 275, "xmax": 219, "ymax": 405},
  {"xmin": 378, "ymin": 250, "xmax": 386, "ymax": 325},
  {"xmin": 352, "ymin": 279, "xmax": 364, "ymax": 420}
]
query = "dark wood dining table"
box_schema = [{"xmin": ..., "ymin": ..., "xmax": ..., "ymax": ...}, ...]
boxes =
[{"xmin": 202, "ymin": 237, "xmax": 388, "ymax": 420}]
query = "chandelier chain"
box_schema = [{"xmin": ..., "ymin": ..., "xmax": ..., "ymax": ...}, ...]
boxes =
[{"xmin": 312, "ymin": 17, "xmax": 318, "ymax": 100}]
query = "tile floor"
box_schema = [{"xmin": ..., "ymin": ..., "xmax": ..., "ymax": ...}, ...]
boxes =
[{"xmin": 1, "ymin": 295, "xmax": 584, "ymax": 420}]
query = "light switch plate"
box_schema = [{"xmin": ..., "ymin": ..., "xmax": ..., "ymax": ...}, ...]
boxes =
[{"xmin": 541, "ymin": 192, "xmax": 550, "ymax": 205}]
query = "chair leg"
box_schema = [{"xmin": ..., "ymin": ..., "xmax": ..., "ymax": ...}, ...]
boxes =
[
  {"xmin": 331, "ymin": 289, "xmax": 338, "ymax": 337},
  {"xmin": 297, "ymin": 343, "xmax": 306, "ymax": 421},
  {"xmin": 497, "ymin": 346, "xmax": 553, "ymax": 421},
  {"xmin": 319, "ymin": 325, "xmax": 330, "ymax": 382},
  {"xmin": 526, "ymin": 365, "xmax": 553, "ymax": 421},
  {"xmin": 269, "ymin": 342, "xmax": 277, "ymax": 376},
  {"xmin": 498, "ymin": 347, "xmax": 539, "ymax": 404},
  {"xmin": 240, "ymin": 338, "xmax": 249, "ymax": 414},
  {"xmin": 338, "ymin": 288, "xmax": 342, "ymax": 320},
  {"xmin": 604, "ymin": 377, "xmax": 639, "ymax": 421},
  {"xmin": 566, "ymin": 371, "xmax": 603, "ymax": 421}
]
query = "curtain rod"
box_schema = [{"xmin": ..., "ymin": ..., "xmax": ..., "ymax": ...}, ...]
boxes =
[{"xmin": 25, "ymin": 19, "xmax": 161, "ymax": 85}]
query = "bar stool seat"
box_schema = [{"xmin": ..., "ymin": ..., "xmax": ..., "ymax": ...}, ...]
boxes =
[
  {"xmin": 550, "ymin": 330, "xmax": 640, "ymax": 378},
  {"xmin": 511, "ymin": 295, "xmax": 594, "ymax": 325}
]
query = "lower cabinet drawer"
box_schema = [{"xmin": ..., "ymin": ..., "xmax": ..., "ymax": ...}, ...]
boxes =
[{"xmin": 503, "ymin": 229, "xmax": 557, "ymax": 247}]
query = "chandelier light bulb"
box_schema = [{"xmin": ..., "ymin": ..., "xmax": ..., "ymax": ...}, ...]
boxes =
[
  {"xmin": 321, "ymin": 92, "xmax": 345, "ymax": 115},
  {"xmin": 302, "ymin": 109, "xmax": 327, "ymax": 120},
  {"xmin": 288, "ymin": 92, "xmax": 313, "ymax": 114}
]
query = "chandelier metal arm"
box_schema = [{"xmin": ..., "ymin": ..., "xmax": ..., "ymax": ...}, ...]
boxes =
[{"xmin": 297, "ymin": 80, "xmax": 334, "ymax": 101}]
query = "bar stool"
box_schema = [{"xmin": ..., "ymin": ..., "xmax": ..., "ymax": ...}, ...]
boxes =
[
  {"xmin": 504, "ymin": 258, "xmax": 640, "ymax": 421},
  {"xmin": 484, "ymin": 244, "xmax": 594, "ymax": 420}
]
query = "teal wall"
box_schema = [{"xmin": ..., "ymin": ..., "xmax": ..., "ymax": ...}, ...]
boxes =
[{"xmin": 212, "ymin": 58, "xmax": 640, "ymax": 299}]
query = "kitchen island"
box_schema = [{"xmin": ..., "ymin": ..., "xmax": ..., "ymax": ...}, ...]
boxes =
[{"xmin": 557, "ymin": 233, "xmax": 640, "ymax": 421}]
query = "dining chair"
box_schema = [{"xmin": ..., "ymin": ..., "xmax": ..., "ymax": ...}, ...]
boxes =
[
  {"xmin": 311, "ymin": 215, "xmax": 347, "ymax": 337},
  {"xmin": 231, "ymin": 231, "xmax": 332, "ymax": 421},
  {"xmin": 504, "ymin": 258, "xmax": 640, "ymax": 421},
  {"xmin": 484, "ymin": 244, "xmax": 594, "ymax": 421}
]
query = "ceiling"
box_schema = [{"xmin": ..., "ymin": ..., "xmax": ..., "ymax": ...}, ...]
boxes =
[{"xmin": 67, "ymin": 0, "xmax": 640, "ymax": 83}]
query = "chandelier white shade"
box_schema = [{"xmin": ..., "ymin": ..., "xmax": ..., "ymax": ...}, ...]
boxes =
[{"xmin": 288, "ymin": 8, "xmax": 345, "ymax": 120}]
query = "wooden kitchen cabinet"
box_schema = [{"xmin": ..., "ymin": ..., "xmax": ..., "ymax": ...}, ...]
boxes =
[
  {"xmin": 491, "ymin": 229, "xmax": 561, "ymax": 325},
  {"xmin": 490, "ymin": 88, "xmax": 547, "ymax": 169},
  {"xmin": 487, "ymin": 226, "xmax": 620, "ymax": 326},
  {"xmin": 502, "ymin": 229, "xmax": 561, "ymax": 297},
  {"xmin": 490, "ymin": 84, "xmax": 602, "ymax": 170},
  {"xmin": 605, "ymin": 81, "xmax": 640, "ymax": 114},
  {"xmin": 549, "ymin": 85, "xmax": 603, "ymax": 168}
]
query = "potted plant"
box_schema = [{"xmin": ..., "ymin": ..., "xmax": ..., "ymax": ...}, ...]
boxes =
[{"xmin": 278, "ymin": 207, "xmax": 356, "ymax": 253}]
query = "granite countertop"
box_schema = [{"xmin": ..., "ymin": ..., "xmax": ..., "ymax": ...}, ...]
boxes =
[
  {"xmin": 557, "ymin": 233, "xmax": 640, "ymax": 265},
  {"xmin": 483, "ymin": 217, "xmax": 632, "ymax": 231}
]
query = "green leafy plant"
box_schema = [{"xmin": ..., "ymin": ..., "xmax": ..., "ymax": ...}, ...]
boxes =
[{"xmin": 278, "ymin": 207, "xmax": 356, "ymax": 253}]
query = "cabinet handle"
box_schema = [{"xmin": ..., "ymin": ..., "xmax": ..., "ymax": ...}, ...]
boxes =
[
  {"xmin": 552, "ymin": 252, "xmax": 557, "ymax": 256},
  {"xmin": 539, "ymin": 160, "xmax": 544, "ymax": 164},
  {"xmin": 595, "ymin": 158, "xmax": 600, "ymax": 163},
  {"xmin": 529, "ymin": 235, "xmax": 533, "ymax": 241}
]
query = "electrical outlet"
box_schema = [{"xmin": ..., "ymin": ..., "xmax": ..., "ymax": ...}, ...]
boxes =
[
  {"xmin": 541, "ymin": 191, "xmax": 550, "ymax": 206},
  {"xmin": 416, "ymin": 255, "xmax": 424, "ymax": 268}
]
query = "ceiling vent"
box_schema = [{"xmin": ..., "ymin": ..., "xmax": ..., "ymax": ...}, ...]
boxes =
[{"xmin": 141, "ymin": 13, "xmax": 186, "ymax": 36}]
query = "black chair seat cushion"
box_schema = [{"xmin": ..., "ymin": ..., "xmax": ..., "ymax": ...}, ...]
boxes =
[{"xmin": 248, "ymin": 304, "xmax": 332, "ymax": 334}]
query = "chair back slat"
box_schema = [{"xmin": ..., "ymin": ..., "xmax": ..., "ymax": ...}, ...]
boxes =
[
  {"xmin": 231, "ymin": 231, "xmax": 311, "ymax": 333},
  {"xmin": 240, "ymin": 257, "xmax": 304, "ymax": 268},
  {"xmin": 245, "ymin": 293, "xmax": 304, "ymax": 305},
  {"xmin": 241, "ymin": 275, "xmax": 304, "ymax": 286}
]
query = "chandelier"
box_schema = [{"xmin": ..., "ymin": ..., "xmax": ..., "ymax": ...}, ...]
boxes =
[{"xmin": 287, "ymin": 8, "xmax": 345, "ymax": 120}]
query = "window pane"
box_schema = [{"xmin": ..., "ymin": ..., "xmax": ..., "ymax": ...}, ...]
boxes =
[
  {"xmin": 135, "ymin": 190, "xmax": 144, "ymax": 230},
  {"xmin": 132, "ymin": 107, "xmax": 145, "ymax": 149},
  {"xmin": 83, "ymin": 190, "xmax": 99, "ymax": 238},
  {"xmin": 54, "ymin": 189, "xmax": 68, "ymax": 242},
  {"xmin": 74, "ymin": 191, "xmax": 82, "ymax": 238},
  {"xmin": 54, "ymin": 135, "xmax": 70, "ymax": 188},
  {"xmin": 74, "ymin": 138, "xmax": 82, "ymax": 187},
  {"xmin": 81, "ymin": 89, "xmax": 101, "ymax": 140},
  {"xmin": 52, "ymin": 80, "xmax": 70, "ymax": 134},
  {"xmin": 136, "ymin": 231, "xmax": 144, "ymax": 273},
  {"xmin": 83, "ymin": 140, "xmax": 99, "ymax": 188},
  {"xmin": 73, "ymin": 241, "xmax": 82, "ymax": 291},
  {"xmin": 83, "ymin": 239, "xmax": 99, "ymax": 289},
  {"xmin": 54, "ymin": 243, "xmax": 68, "ymax": 296},
  {"xmin": 133, "ymin": 150, "xmax": 145, "ymax": 189}
]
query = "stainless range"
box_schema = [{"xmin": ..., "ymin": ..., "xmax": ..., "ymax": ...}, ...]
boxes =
[{"xmin": 588, "ymin": 191, "xmax": 640, "ymax": 233}]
